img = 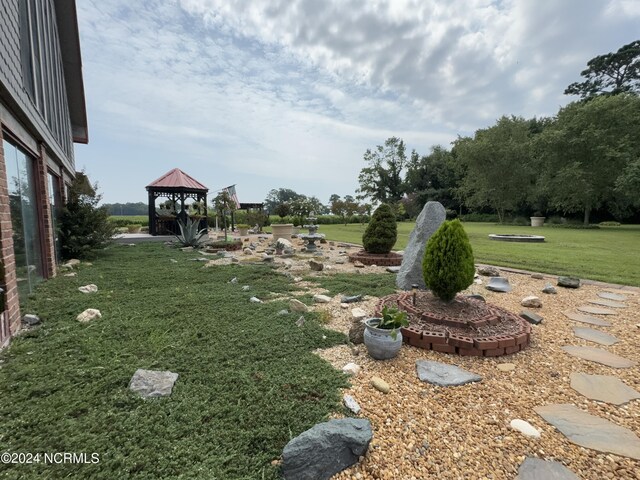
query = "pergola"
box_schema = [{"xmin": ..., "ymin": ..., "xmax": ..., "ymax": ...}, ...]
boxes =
[{"xmin": 146, "ymin": 168, "xmax": 208, "ymax": 236}]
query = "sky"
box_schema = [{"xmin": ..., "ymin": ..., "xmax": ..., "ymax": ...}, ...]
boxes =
[{"xmin": 73, "ymin": 0, "xmax": 640, "ymax": 206}]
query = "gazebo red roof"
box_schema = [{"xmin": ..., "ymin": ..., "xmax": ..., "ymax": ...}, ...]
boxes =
[{"xmin": 146, "ymin": 168, "xmax": 208, "ymax": 191}]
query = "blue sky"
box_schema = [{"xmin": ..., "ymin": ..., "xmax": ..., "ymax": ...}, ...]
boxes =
[{"xmin": 74, "ymin": 0, "xmax": 640, "ymax": 205}]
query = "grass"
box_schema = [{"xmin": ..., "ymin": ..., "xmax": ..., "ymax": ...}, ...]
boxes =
[
  {"xmin": 0, "ymin": 244, "xmax": 347, "ymax": 480},
  {"xmin": 319, "ymin": 222, "xmax": 640, "ymax": 286}
]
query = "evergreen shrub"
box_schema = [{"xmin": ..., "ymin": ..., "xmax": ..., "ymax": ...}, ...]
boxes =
[
  {"xmin": 422, "ymin": 219, "xmax": 475, "ymax": 301},
  {"xmin": 362, "ymin": 203, "xmax": 397, "ymax": 254}
]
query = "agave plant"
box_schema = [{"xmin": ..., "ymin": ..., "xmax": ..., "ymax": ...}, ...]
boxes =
[{"xmin": 175, "ymin": 217, "xmax": 207, "ymax": 247}]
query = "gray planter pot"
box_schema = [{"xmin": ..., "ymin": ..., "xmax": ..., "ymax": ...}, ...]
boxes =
[{"xmin": 363, "ymin": 318, "xmax": 403, "ymax": 360}]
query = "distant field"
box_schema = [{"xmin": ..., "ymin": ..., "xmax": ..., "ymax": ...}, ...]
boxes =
[
  {"xmin": 109, "ymin": 215, "xmax": 148, "ymax": 226},
  {"xmin": 317, "ymin": 222, "xmax": 640, "ymax": 287}
]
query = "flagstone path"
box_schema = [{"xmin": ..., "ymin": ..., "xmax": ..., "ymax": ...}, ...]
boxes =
[{"xmin": 571, "ymin": 326, "xmax": 619, "ymax": 346}]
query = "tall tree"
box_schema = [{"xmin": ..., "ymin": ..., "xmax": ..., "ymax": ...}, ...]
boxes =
[
  {"xmin": 536, "ymin": 94, "xmax": 640, "ymax": 224},
  {"xmin": 264, "ymin": 188, "xmax": 303, "ymax": 213},
  {"xmin": 454, "ymin": 116, "xmax": 537, "ymax": 223},
  {"xmin": 565, "ymin": 40, "xmax": 640, "ymax": 99},
  {"xmin": 356, "ymin": 137, "xmax": 408, "ymax": 203}
]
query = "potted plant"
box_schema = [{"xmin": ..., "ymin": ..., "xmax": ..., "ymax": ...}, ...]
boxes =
[
  {"xmin": 237, "ymin": 224, "xmax": 250, "ymax": 236},
  {"xmin": 530, "ymin": 211, "xmax": 546, "ymax": 227},
  {"xmin": 271, "ymin": 202, "xmax": 293, "ymax": 242},
  {"xmin": 363, "ymin": 306, "xmax": 409, "ymax": 360}
]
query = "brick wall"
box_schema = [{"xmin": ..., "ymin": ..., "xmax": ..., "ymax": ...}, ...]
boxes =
[
  {"xmin": 36, "ymin": 144, "xmax": 56, "ymax": 278},
  {"xmin": 0, "ymin": 130, "xmax": 21, "ymax": 347}
]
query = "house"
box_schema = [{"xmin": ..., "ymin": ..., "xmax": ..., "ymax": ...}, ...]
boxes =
[{"xmin": 0, "ymin": 0, "xmax": 88, "ymax": 347}]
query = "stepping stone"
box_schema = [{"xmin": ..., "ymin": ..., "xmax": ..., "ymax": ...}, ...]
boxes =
[
  {"xmin": 597, "ymin": 292, "xmax": 628, "ymax": 302},
  {"xmin": 577, "ymin": 306, "xmax": 617, "ymax": 315},
  {"xmin": 561, "ymin": 346, "xmax": 636, "ymax": 368},
  {"xmin": 485, "ymin": 277, "xmax": 512, "ymax": 292},
  {"xmin": 534, "ymin": 404, "xmax": 640, "ymax": 460},
  {"xmin": 416, "ymin": 360, "xmax": 482, "ymax": 387},
  {"xmin": 587, "ymin": 298, "xmax": 627, "ymax": 308},
  {"xmin": 572, "ymin": 327, "xmax": 619, "ymax": 346},
  {"xmin": 516, "ymin": 457, "xmax": 580, "ymax": 480},
  {"xmin": 562, "ymin": 311, "xmax": 611, "ymax": 327},
  {"xmin": 570, "ymin": 373, "xmax": 640, "ymax": 405},
  {"xmin": 129, "ymin": 369, "xmax": 179, "ymax": 398}
]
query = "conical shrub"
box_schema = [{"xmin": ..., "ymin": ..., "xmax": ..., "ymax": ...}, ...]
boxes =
[
  {"xmin": 362, "ymin": 203, "xmax": 397, "ymax": 254},
  {"xmin": 422, "ymin": 219, "xmax": 475, "ymax": 301}
]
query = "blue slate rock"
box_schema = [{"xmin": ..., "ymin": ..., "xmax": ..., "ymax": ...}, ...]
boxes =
[
  {"xmin": 416, "ymin": 360, "xmax": 482, "ymax": 386},
  {"xmin": 486, "ymin": 277, "xmax": 512, "ymax": 292},
  {"xmin": 341, "ymin": 294, "xmax": 363, "ymax": 303},
  {"xmin": 282, "ymin": 418, "xmax": 372, "ymax": 480},
  {"xmin": 516, "ymin": 457, "xmax": 579, "ymax": 480}
]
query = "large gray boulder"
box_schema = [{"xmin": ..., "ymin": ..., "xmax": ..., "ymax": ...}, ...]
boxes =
[
  {"xmin": 396, "ymin": 201, "xmax": 446, "ymax": 290},
  {"xmin": 281, "ymin": 418, "xmax": 372, "ymax": 480}
]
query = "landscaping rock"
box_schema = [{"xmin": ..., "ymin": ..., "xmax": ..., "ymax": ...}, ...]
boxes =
[
  {"xmin": 521, "ymin": 296, "xmax": 542, "ymax": 308},
  {"xmin": 558, "ymin": 276, "xmax": 580, "ymax": 288},
  {"xmin": 78, "ymin": 284, "xmax": 98, "ymax": 294},
  {"xmin": 281, "ymin": 418, "xmax": 372, "ymax": 480},
  {"xmin": 386, "ymin": 266, "xmax": 400, "ymax": 273},
  {"xmin": 597, "ymin": 291, "xmax": 627, "ymax": 301},
  {"xmin": 572, "ymin": 327, "xmax": 619, "ymax": 346},
  {"xmin": 343, "ymin": 394, "xmax": 361, "ymax": 415},
  {"xmin": 64, "ymin": 259, "xmax": 81, "ymax": 268},
  {"xmin": 542, "ymin": 283, "xmax": 557, "ymax": 294},
  {"xmin": 516, "ymin": 457, "xmax": 580, "ymax": 480},
  {"xmin": 397, "ymin": 201, "xmax": 446, "ymax": 290},
  {"xmin": 466, "ymin": 294, "xmax": 486, "ymax": 302},
  {"xmin": 243, "ymin": 247, "xmax": 252, "ymax": 255},
  {"xmin": 129, "ymin": 369, "xmax": 179, "ymax": 399},
  {"xmin": 561, "ymin": 345, "xmax": 636, "ymax": 368},
  {"xmin": 230, "ymin": 277, "xmax": 238, "ymax": 284},
  {"xmin": 295, "ymin": 316, "xmax": 305, "ymax": 327},
  {"xmin": 486, "ymin": 277, "xmax": 512, "ymax": 292},
  {"xmin": 22, "ymin": 314, "xmax": 41, "ymax": 326},
  {"xmin": 351, "ymin": 308, "xmax": 367, "ymax": 320},
  {"xmin": 342, "ymin": 363, "xmax": 361, "ymax": 376},
  {"xmin": 63, "ymin": 272, "xmax": 77, "ymax": 277},
  {"xmin": 348, "ymin": 320, "xmax": 365, "ymax": 345},
  {"xmin": 262, "ymin": 255, "xmax": 275, "ymax": 263},
  {"xmin": 530, "ymin": 273, "xmax": 544, "ymax": 280},
  {"xmin": 76, "ymin": 309, "xmax": 101, "ymax": 323},
  {"xmin": 277, "ymin": 310, "xmax": 289, "ymax": 316},
  {"xmin": 477, "ymin": 265, "xmax": 500, "ymax": 277},
  {"xmin": 416, "ymin": 360, "xmax": 482, "ymax": 387},
  {"xmin": 249, "ymin": 297, "xmax": 262, "ymax": 303},
  {"xmin": 520, "ymin": 311, "xmax": 543, "ymax": 325},
  {"xmin": 353, "ymin": 261, "xmax": 365, "ymax": 268},
  {"xmin": 497, "ymin": 363, "xmax": 516, "ymax": 372},
  {"xmin": 341, "ymin": 295, "xmax": 362, "ymax": 304},
  {"xmin": 562, "ymin": 310, "xmax": 611, "ymax": 327},
  {"xmin": 510, "ymin": 419, "xmax": 541, "ymax": 439},
  {"xmin": 313, "ymin": 294, "xmax": 331, "ymax": 303},
  {"xmin": 570, "ymin": 373, "xmax": 640, "ymax": 405},
  {"xmin": 534, "ymin": 404, "xmax": 640, "ymax": 460},
  {"xmin": 289, "ymin": 299, "xmax": 309, "ymax": 313},
  {"xmin": 242, "ymin": 285, "xmax": 250, "ymax": 291},
  {"xmin": 309, "ymin": 260, "xmax": 324, "ymax": 271},
  {"xmin": 371, "ymin": 377, "xmax": 390, "ymax": 393}
]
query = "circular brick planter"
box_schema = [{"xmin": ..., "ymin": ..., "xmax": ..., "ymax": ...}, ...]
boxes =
[
  {"xmin": 376, "ymin": 292, "xmax": 531, "ymax": 357},
  {"xmin": 348, "ymin": 250, "xmax": 403, "ymax": 266}
]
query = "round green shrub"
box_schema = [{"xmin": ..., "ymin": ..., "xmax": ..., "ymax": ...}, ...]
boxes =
[
  {"xmin": 422, "ymin": 219, "xmax": 475, "ymax": 301},
  {"xmin": 362, "ymin": 203, "xmax": 397, "ymax": 254}
]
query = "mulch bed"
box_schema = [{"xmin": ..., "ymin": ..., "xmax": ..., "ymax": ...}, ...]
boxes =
[{"xmin": 348, "ymin": 250, "xmax": 403, "ymax": 266}]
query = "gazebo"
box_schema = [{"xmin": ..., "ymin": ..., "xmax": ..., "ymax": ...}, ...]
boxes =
[{"xmin": 146, "ymin": 168, "xmax": 208, "ymax": 236}]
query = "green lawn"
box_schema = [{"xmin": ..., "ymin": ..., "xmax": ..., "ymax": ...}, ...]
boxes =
[
  {"xmin": 0, "ymin": 244, "xmax": 347, "ymax": 480},
  {"xmin": 319, "ymin": 222, "xmax": 640, "ymax": 286}
]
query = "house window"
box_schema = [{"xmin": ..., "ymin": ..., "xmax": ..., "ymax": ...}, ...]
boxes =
[
  {"xmin": 48, "ymin": 172, "xmax": 62, "ymax": 263},
  {"xmin": 3, "ymin": 139, "xmax": 44, "ymax": 299}
]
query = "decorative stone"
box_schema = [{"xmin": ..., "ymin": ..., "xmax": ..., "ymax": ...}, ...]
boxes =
[
  {"xmin": 521, "ymin": 296, "xmax": 542, "ymax": 308},
  {"xmin": 572, "ymin": 327, "xmax": 619, "ymax": 346},
  {"xmin": 342, "ymin": 363, "xmax": 361, "ymax": 376},
  {"xmin": 353, "ymin": 261, "xmax": 365, "ymax": 268},
  {"xmin": 587, "ymin": 298, "xmax": 627, "ymax": 308},
  {"xmin": 510, "ymin": 419, "xmax": 541, "ymax": 438},
  {"xmin": 129, "ymin": 369, "xmax": 178, "ymax": 398},
  {"xmin": 22, "ymin": 314, "xmax": 41, "ymax": 326},
  {"xmin": 289, "ymin": 299, "xmax": 309, "ymax": 313},
  {"xmin": 477, "ymin": 265, "xmax": 500, "ymax": 277},
  {"xmin": 530, "ymin": 273, "xmax": 545, "ymax": 280},
  {"xmin": 562, "ymin": 311, "xmax": 611, "ymax": 327},
  {"xmin": 558, "ymin": 276, "xmax": 580, "ymax": 288},
  {"xmin": 262, "ymin": 255, "xmax": 275, "ymax": 262},
  {"xmin": 63, "ymin": 272, "xmax": 77, "ymax": 277},
  {"xmin": 64, "ymin": 259, "xmax": 81, "ymax": 267},
  {"xmin": 466, "ymin": 294, "xmax": 486, "ymax": 302},
  {"xmin": 597, "ymin": 291, "xmax": 627, "ymax": 302},
  {"xmin": 520, "ymin": 311, "xmax": 543, "ymax": 325},
  {"xmin": 561, "ymin": 346, "xmax": 636, "ymax": 368},
  {"xmin": 249, "ymin": 297, "xmax": 262, "ymax": 303},
  {"xmin": 78, "ymin": 284, "xmax": 98, "ymax": 294},
  {"xmin": 577, "ymin": 305, "xmax": 617, "ymax": 315},
  {"xmin": 542, "ymin": 283, "xmax": 557, "ymax": 294},
  {"xmin": 76, "ymin": 309, "xmax": 101, "ymax": 323},
  {"xmin": 497, "ymin": 363, "xmax": 516, "ymax": 372},
  {"xmin": 570, "ymin": 373, "xmax": 640, "ymax": 405},
  {"xmin": 242, "ymin": 285, "xmax": 251, "ymax": 291},
  {"xmin": 309, "ymin": 260, "xmax": 324, "ymax": 271},
  {"xmin": 351, "ymin": 308, "xmax": 367, "ymax": 320},
  {"xmin": 535, "ymin": 404, "xmax": 640, "ymax": 460},
  {"xmin": 295, "ymin": 316, "xmax": 305, "ymax": 327},
  {"xmin": 371, "ymin": 377, "xmax": 390, "ymax": 393},
  {"xmin": 486, "ymin": 277, "xmax": 512, "ymax": 292},
  {"xmin": 348, "ymin": 320, "xmax": 365, "ymax": 345},
  {"xmin": 277, "ymin": 310, "xmax": 289, "ymax": 316},
  {"xmin": 386, "ymin": 266, "xmax": 400, "ymax": 273},
  {"xmin": 397, "ymin": 201, "xmax": 446, "ymax": 290},
  {"xmin": 281, "ymin": 418, "xmax": 372, "ymax": 480},
  {"xmin": 341, "ymin": 295, "xmax": 362, "ymax": 304},
  {"xmin": 516, "ymin": 457, "xmax": 580, "ymax": 480},
  {"xmin": 313, "ymin": 294, "xmax": 331, "ymax": 303},
  {"xmin": 343, "ymin": 394, "xmax": 361, "ymax": 415},
  {"xmin": 230, "ymin": 277, "xmax": 238, "ymax": 284},
  {"xmin": 416, "ymin": 360, "xmax": 482, "ymax": 387},
  {"xmin": 243, "ymin": 247, "xmax": 253, "ymax": 255}
]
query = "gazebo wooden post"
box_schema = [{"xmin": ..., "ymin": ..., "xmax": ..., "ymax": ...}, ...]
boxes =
[{"xmin": 148, "ymin": 190, "xmax": 157, "ymax": 235}]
